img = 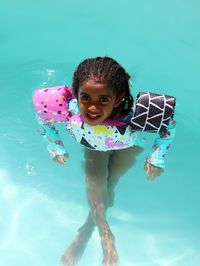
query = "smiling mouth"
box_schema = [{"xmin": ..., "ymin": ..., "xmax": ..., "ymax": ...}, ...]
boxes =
[{"xmin": 86, "ymin": 113, "xmax": 101, "ymax": 120}]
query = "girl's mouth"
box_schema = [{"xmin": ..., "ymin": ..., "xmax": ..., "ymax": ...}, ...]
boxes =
[{"xmin": 86, "ymin": 112, "xmax": 102, "ymax": 120}]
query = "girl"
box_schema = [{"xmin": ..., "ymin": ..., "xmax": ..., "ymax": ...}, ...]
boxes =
[{"xmin": 33, "ymin": 57, "xmax": 176, "ymax": 266}]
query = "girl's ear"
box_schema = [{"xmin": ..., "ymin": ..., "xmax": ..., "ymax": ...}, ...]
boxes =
[{"xmin": 114, "ymin": 96, "xmax": 124, "ymax": 108}]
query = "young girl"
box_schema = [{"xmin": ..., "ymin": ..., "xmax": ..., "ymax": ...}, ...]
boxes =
[{"xmin": 33, "ymin": 57, "xmax": 176, "ymax": 266}]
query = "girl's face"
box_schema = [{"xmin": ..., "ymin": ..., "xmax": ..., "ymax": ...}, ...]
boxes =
[{"xmin": 78, "ymin": 80, "xmax": 121, "ymax": 125}]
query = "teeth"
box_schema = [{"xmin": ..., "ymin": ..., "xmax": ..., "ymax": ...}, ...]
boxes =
[{"xmin": 88, "ymin": 113, "xmax": 100, "ymax": 118}]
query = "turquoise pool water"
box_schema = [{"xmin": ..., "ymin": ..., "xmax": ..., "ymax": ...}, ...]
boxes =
[{"xmin": 0, "ymin": 0, "xmax": 200, "ymax": 265}]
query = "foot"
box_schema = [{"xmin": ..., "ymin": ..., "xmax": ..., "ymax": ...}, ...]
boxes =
[
  {"xmin": 61, "ymin": 239, "xmax": 86, "ymax": 265},
  {"xmin": 101, "ymin": 232, "xmax": 119, "ymax": 266},
  {"xmin": 61, "ymin": 227, "xmax": 93, "ymax": 265}
]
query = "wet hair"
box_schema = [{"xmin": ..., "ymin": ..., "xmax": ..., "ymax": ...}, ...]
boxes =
[{"xmin": 72, "ymin": 56, "xmax": 133, "ymax": 115}]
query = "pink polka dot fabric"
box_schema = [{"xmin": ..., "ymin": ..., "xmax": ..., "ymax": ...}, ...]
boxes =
[{"xmin": 33, "ymin": 85, "xmax": 73, "ymax": 124}]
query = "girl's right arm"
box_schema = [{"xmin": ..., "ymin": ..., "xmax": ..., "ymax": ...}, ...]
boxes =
[
  {"xmin": 36, "ymin": 115, "xmax": 68, "ymax": 163},
  {"xmin": 33, "ymin": 85, "xmax": 72, "ymax": 163}
]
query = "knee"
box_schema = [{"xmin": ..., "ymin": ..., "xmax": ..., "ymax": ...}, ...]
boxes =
[
  {"xmin": 85, "ymin": 171, "xmax": 107, "ymax": 188},
  {"xmin": 85, "ymin": 159, "xmax": 108, "ymax": 185}
]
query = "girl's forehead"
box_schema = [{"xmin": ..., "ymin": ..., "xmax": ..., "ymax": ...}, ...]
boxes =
[{"xmin": 79, "ymin": 80, "xmax": 114, "ymax": 95}]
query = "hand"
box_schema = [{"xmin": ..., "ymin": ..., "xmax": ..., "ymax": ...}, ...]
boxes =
[
  {"xmin": 144, "ymin": 162, "xmax": 164, "ymax": 181},
  {"xmin": 52, "ymin": 153, "xmax": 69, "ymax": 164}
]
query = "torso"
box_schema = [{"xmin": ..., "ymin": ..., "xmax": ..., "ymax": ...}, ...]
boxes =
[{"xmin": 65, "ymin": 98, "xmax": 140, "ymax": 151}]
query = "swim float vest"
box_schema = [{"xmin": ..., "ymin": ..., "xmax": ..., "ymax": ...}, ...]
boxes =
[{"xmin": 33, "ymin": 85, "xmax": 176, "ymax": 151}]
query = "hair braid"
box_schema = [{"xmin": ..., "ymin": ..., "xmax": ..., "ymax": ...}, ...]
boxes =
[{"xmin": 72, "ymin": 56, "xmax": 134, "ymax": 115}]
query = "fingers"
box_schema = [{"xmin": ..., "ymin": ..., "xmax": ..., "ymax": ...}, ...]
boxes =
[
  {"xmin": 57, "ymin": 155, "xmax": 65, "ymax": 164},
  {"xmin": 145, "ymin": 163, "xmax": 155, "ymax": 181},
  {"xmin": 144, "ymin": 163, "xmax": 164, "ymax": 181},
  {"xmin": 52, "ymin": 154, "xmax": 69, "ymax": 164}
]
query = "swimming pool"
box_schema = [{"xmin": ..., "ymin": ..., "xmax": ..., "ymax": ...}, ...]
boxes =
[{"xmin": 0, "ymin": 0, "xmax": 200, "ymax": 265}]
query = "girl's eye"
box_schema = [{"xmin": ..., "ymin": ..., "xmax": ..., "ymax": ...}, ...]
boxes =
[
  {"xmin": 81, "ymin": 95, "xmax": 90, "ymax": 102},
  {"xmin": 99, "ymin": 97, "xmax": 109, "ymax": 103}
]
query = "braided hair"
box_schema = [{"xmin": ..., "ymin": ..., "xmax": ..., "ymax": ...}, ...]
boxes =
[{"xmin": 72, "ymin": 56, "xmax": 134, "ymax": 115}]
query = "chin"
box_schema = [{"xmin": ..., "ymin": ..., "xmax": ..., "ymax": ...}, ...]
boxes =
[{"xmin": 85, "ymin": 118, "xmax": 103, "ymax": 126}]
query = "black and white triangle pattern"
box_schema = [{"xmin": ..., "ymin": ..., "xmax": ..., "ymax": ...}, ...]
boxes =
[{"xmin": 130, "ymin": 92, "xmax": 176, "ymax": 133}]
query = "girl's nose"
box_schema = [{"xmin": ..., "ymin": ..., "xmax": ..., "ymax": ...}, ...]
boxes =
[{"xmin": 88, "ymin": 104, "xmax": 100, "ymax": 112}]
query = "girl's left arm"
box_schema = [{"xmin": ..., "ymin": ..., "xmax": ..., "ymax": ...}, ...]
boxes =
[{"xmin": 146, "ymin": 119, "xmax": 176, "ymax": 170}]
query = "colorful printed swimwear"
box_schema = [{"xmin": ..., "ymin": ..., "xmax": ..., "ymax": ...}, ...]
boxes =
[{"xmin": 33, "ymin": 85, "xmax": 176, "ymax": 169}]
